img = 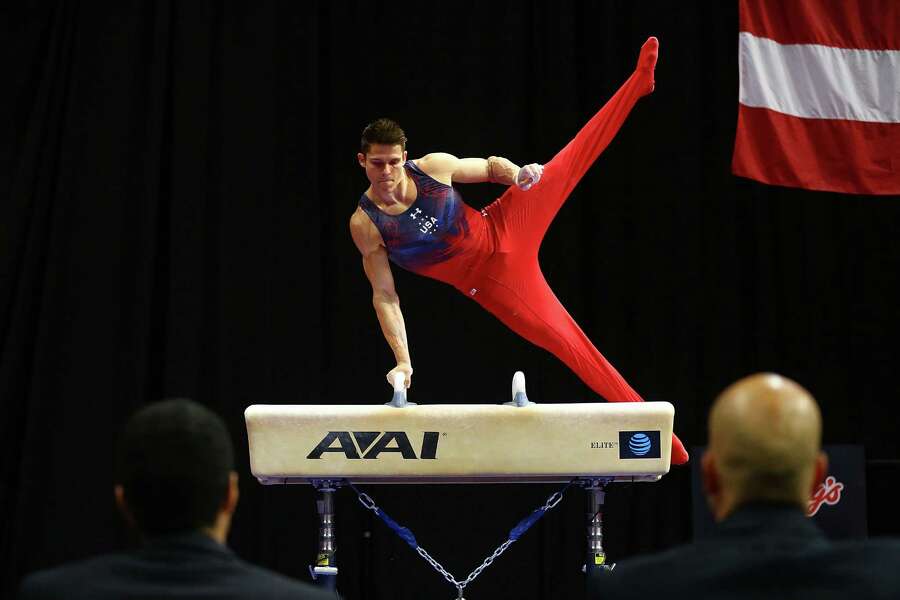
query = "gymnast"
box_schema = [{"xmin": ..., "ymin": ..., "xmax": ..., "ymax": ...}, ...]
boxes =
[{"xmin": 350, "ymin": 37, "xmax": 688, "ymax": 465}]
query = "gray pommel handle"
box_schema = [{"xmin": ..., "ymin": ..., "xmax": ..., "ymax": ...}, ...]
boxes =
[{"xmin": 506, "ymin": 371, "xmax": 533, "ymax": 407}]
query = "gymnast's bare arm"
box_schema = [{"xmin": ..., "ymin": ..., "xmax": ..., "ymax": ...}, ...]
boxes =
[
  {"xmin": 350, "ymin": 208, "xmax": 413, "ymax": 389},
  {"xmin": 416, "ymin": 153, "xmax": 543, "ymax": 189}
]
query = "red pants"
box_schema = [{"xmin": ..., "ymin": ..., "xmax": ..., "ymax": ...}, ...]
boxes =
[
  {"xmin": 476, "ymin": 60, "xmax": 654, "ymax": 405},
  {"xmin": 458, "ymin": 40, "xmax": 688, "ymax": 464}
]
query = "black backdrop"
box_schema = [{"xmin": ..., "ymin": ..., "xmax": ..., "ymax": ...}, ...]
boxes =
[{"xmin": 3, "ymin": 1, "xmax": 899, "ymax": 599}]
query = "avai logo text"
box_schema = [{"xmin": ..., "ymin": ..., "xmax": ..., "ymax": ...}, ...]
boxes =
[{"xmin": 307, "ymin": 431, "xmax": 439, "ymax": 459}]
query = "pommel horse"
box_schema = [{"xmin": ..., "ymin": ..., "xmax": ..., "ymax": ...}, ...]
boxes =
[{"xmin": 245, "ymin": 373, "xmax": 674, "ymax": 598}]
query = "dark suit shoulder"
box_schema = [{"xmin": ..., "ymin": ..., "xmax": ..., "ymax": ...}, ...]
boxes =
[
  {"xmin": 18, "ymin": 554, "xmax": 130, "ymax": 600},
  {"xmin": 228, "ymin": 558, "xmax": 336, "ymax": 599},
  {"xmin": 589, "ymin": 542, "xmax": 717, "ymax": 599},
  {"xmin": 18, "ymin": 549, "xmax": 334, "ymax": 600},
  {"xmin": 591, "ymin": 536, "xmax": 900, "ymax": 600}
]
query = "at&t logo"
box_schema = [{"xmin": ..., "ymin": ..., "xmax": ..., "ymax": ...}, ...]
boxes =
[
  {"xmin": 618, "ymin": 430, "xmax": 661, "ymax": 459},
  {"xmin": 628, "ymin": 433, "xmax": 652, "ymax": 456}
]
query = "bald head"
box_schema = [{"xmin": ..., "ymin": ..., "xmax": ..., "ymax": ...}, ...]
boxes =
[{"xmin": 703, "ymin": 373, "xmax": 827, "ymax": 520}]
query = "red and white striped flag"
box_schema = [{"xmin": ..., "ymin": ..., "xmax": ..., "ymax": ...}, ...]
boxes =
[{"xmin": 732, "ymin": 0, "xmax": 899, "ymax": 195}]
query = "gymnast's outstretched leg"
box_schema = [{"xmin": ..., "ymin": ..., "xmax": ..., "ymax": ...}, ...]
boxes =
[
  {"xmin": 476, "ymin": 38, "xmax": 690, "ymax": 464},
  {"xmin": 474, "ymin": 262, "xmax": 690, "ymax": 465},
  {"xmin": 483, "ymin": 37, "xmax": 659, "ymax": 250}
]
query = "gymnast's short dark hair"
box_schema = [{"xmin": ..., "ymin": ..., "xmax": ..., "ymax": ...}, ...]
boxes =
[
  {"xmin": 361, "ymin": 117, "xmax": 407, "ymax": 154},
  {"xmin": 115, "ymin": 398, "xmax": 234, "ymax": 536}
]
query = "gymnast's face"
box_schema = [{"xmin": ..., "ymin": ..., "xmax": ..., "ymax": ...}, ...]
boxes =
[{"xmin": 358, "ymin": 144, "xmax": 407, "ymax": 194}]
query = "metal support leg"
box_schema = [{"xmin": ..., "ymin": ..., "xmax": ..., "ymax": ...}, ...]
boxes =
[
  {"xmin": 583, "ymin": 479, "xmax": 615, "ymax": 576},
  {"xmin": 310, "ymin": 482, "xmax": 339, "ymax": 590}
]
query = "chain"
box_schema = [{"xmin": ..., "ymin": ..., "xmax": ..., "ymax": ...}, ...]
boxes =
[
  {"xmin": 355, "ymin": 490, "xmax": 377, "ymax": 512},
  {"xmin": 459, "ymin": 539, "xmax": 515, "ymax": 586},
  {"xmin": 415, "ymin": 546, "xmax": 463, "ymax": 588},
  {"xmin": 348, "ymin": 480, "xmax": 576, "ymax": 597},
  {"xmin": 543, "ymin": 490, "xmax": 564, "ymax": 510}
]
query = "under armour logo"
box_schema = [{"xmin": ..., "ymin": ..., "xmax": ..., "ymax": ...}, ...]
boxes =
[{"xmin": 409, "ymin": 207, "xmax": 438, "ymax": 234}]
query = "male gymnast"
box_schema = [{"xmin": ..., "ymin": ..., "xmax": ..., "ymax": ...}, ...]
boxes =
[{"xmin": 350, "ymin": 37, "xmax": 688, "ymax": 464}]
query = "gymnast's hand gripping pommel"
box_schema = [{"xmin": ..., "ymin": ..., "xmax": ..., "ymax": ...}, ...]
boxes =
[{"xmin": 387, "ymin": 371, "xmax": 414, "ymax": 407}]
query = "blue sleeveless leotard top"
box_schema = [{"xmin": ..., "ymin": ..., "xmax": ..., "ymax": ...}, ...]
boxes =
[{"xmin": 358, "ymin": 161, "xmax": 471, "ymax": 273}]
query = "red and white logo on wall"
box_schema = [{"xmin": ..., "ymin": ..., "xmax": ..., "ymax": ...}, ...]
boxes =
[{"xmin": 808, "ymin": 475, "xmax": 844, "ymax": 517}]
